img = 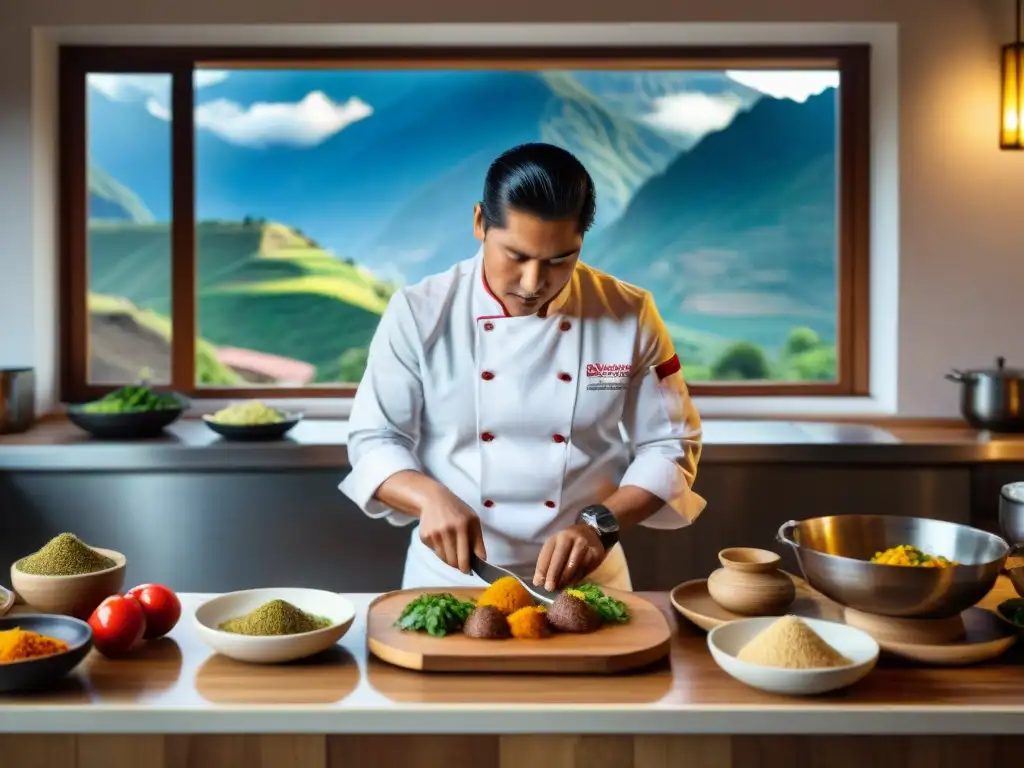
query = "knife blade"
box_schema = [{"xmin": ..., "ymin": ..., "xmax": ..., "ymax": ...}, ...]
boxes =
[{"xmin": 469, "ymin": 552, "xmax": 560, "ymax": 606}]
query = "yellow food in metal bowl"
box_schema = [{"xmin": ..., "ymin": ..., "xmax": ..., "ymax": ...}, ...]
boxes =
[{"xmin": 870, "ymin": 544, "xmax": 957, "ymax": 568}]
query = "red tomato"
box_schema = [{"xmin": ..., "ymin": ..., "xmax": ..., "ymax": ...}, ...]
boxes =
[
  {"xmin": 125, "ymin": 584, "xmax": 181, "ymax": 639},
  {"xmin": 88, "ymin": 594, "xmax": 146, "ymax": 657}
]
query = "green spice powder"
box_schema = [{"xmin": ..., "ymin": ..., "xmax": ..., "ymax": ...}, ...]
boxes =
[
  {"xmin": 218, "ymin": 599, "xmax": 332, "ymax": 636},
  {"xmin": 16, "ymin": 533, "xmax": 116, "ymax": 576}
]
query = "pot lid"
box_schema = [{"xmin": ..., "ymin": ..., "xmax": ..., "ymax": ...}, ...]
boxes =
[{"xmin": 953, "ymin": 356, "xmax": 1024, "ymax": 378}]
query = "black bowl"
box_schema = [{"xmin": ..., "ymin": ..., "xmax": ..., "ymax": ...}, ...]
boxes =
[
  {"xmin": 0, "ymin": 614, "xmax": 93, "ymax": 693},
  {"xmin": 203, "ymin": 412, "xmax": 303, "ymax": 441},
  {"xmin": 67, "ymin": 395, "xmax": 188, "ymax": 439}
]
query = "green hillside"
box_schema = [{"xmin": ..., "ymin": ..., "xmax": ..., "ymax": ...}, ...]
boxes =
[
  {"xmin": 88, "ymin": 219, "xmax": 396, "ymax": 384},
  {"xmin": 88, "ymin": 293, "xmax": 241, "ymax": 385}
]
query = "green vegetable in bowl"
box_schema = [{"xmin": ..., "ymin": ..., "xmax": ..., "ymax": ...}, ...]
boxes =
[
  {"xmin": 81, "ymin": 385, "xmax": 181, "ymax": 414},
  {"xmin": 394, "ymin": 593, "xmax": 476, "ymax": 637},
  {"xmin": 569, "ymin": 583, "xmax": 630, "ymax": 624}
]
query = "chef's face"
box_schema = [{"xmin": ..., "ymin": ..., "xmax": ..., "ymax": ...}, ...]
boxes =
[{"xmin": 474, "ymin": 205, "xmax": 582, "ymax": 317}]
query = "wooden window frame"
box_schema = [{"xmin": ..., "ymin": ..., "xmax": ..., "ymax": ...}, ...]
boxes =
[{"xmin": 59, "ymin": 44, "xmax": 871, "ymax": 401}]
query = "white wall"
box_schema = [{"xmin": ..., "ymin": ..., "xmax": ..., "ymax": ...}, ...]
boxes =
[{"xmin": 1, "ymin": 0, "xmax": 1022, "ymax": 417}]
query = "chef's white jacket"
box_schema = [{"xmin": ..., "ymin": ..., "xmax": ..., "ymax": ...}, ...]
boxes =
[{"xmin": 339, "ymin": 252, "xmax": 706, "ymax": 590}]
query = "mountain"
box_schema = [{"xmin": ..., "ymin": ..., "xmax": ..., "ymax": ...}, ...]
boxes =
[
  {"xmin": 569, "ymin": 71, "xmax": 763, "ymax": 150},
  {"xmin": 88, "ymin": 218, "xmax": 396, "ymax": 383},
  {"xmin": 87, "ymin": 70, "xmax": 682, "ymax": 281},
  {"xmin": 583, "ymin": 89, "xmax": 839, "ymax": 350},
  {"xmin": 364, "ymin": 71, "xmax": 684, "ymax": 280}
]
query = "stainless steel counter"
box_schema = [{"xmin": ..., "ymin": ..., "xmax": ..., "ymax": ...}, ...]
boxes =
[{"xmin": 1, "ymin": 418, "xmax": 1023, "ymax": 470}]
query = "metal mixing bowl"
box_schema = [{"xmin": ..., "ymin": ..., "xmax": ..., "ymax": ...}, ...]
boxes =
[{"xmin": 776, "ymin": 515, "xmax": 1009, "ymax": 618}]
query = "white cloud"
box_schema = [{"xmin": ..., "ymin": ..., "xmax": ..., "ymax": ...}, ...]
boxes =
[
  {"xmin": 87, "ymin": 71, "xmax": 230, "ymax": 103},
  {"xmin": 146, "ymin": 91, "xmax": 372, "ymax": 148},
  {"xmin": 90, "ymin": 71, "xmax": 372, "ymax": 148},
  {"xmin": 640, "ymin": 91, "xmax": 746, "ymax": 138},
  {"xmin": 725, "ymin": 70, "xmax": 840, "ymax": 103}
]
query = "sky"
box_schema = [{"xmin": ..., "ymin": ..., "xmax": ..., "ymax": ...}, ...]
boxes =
[{"xmin": 86, "ymin": 68, "xmax": 840, "ymax": 150}]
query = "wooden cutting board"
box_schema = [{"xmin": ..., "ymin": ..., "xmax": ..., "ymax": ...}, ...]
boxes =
[{"xmin": 366, "ymin": 588, "xmax": 672, "ymax": 674}]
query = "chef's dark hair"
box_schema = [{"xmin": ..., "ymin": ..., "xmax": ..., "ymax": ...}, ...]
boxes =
[{"xmin": 479, "ymin": 143, "xmax": 596, "ymax": 234}]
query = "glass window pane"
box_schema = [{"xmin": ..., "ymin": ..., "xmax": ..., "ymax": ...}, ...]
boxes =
[
  {"xmin": 190, "ymin": 66, "xmax": 840, "ymax": 388},
  {"xmin": 86, "ymin": 72, "xmax": 173, "ymax": 386}
]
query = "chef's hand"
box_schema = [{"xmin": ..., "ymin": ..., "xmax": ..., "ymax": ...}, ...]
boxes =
[
  {"xmin": 418, "ymin": 489, "xmax": 487, "ymax": 575},
  {"xmin": 534, "ymin": 524, "xmax": 605, "ymax": 592}
]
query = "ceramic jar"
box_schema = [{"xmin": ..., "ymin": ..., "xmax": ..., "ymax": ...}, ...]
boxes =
[{"xmin": 707, "ymin": 547, "xmax": 796, "ymax": 616}]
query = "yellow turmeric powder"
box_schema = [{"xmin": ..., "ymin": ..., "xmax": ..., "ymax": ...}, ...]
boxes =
[
  {"xmin": 507, "ymin": 606, "xmax": 551, "ymax": 639},
  {"xmin": 0, "ymin": 627, "xmax": 69, "ymax": 663},
  {"xmin": 476, "ymin": 576, "xmax": 534, "ymax": 616}
]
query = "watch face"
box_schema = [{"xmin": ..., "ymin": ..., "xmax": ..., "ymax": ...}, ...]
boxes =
[{"xmin": 582, "ymin": 506, "xmax": 618, "ymax": 533}]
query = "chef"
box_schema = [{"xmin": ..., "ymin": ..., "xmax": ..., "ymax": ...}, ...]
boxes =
[{"xmin": 339, "ymin": 142, "xmax": 706, "ymax": 592}]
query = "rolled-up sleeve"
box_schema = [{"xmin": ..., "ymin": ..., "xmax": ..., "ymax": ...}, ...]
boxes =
[
  {"xmin": 338, "ymin": 290, "xmax": 423, "ymax": 527},
  {"xmin": 619, "ymin": 294, "xmax": 706, "ymax": 529}
]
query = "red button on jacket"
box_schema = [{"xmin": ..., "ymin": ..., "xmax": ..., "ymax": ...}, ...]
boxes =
[
  {"xmin": 481, "ymin": 371, "xmax": 494, "ymax": 381},
  {"xmin": 483, "ymin": 322, "xmax": 495, "ymax": 331},
  {"xmin": 544, "ymin": 500, "xmax": 556, "ymax": 508},
  {"xmin": 481, "ymin": 432, "xmax": 495, "ymax": 442},
  {"xmin": 552, "ymin": 434, "xmax": 566, "ymax": 443},
  {"xmin": 483, "ymin": 500, "xmax": 494, "ymax": 508},
  {"xmin": 558, "ymin": 372, "xmax": 572, "ymax": 382},
  {"xmin": 559, "ymin": 321, "xmax": 572, "ymax": 332}
]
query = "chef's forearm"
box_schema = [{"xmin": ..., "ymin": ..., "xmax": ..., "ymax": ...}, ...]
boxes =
[
  {"xmin": 600, "ymin": 484, "xmax": 668, "ymax": 532},
  {"xmin": 373, "ymin": 470, "xmax": 451, "ymax": 519}
]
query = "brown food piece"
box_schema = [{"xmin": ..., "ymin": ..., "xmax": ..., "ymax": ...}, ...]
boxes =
[
  {"xmin": 546, "ymin": 592, "xmax": 601, "ymax": 634},
  {"xmin": 462, "ymin": 605, "xmax": 512, "ymax": 639}
]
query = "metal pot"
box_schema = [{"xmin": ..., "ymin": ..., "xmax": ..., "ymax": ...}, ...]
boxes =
[
  {"xmin": 0, "ymin": 367, "xmax": 36, "ymax": 435},
  {"xmin": 945, "ymin": 356, "xmax": 1024, "ymax": 432},
  {"xmin": 999, "ymin": 482, "xmax": 1024, "ymax": 553}
]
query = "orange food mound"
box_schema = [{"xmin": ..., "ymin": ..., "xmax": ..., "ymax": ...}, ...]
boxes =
[
  {"xmin": 476, "ymin": 576, "xmax": 534, "ymax": 616},
  {"xmin": 507, "ymin": 606, "xmax": 551, "ymax": 639}
]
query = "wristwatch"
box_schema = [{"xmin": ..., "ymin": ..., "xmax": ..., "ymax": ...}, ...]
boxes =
[{"xmin": 578, "ymin": 504, "xmax": 620, "ymax": 551}]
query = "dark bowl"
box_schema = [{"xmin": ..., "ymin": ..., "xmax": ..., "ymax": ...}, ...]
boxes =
[
  {"xmin": 202, "ymin": 412, "xmax": 302, "ymax": 441},
  {"xmin": 67, "ymin": 394, "xmax": 188, "ymax": 439},
  {"xmin": 0, "ymin": 614, "xmax": 93, "ymax": 693}
]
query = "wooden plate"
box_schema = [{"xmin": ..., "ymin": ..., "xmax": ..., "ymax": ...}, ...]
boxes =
[
  {"xmin": 844, "ymin": 607, "xmax": 1016, "ymax": 666},
  {"xmin": 670, "ymin": 573, "xmax": 844, "ymax": 632},
  {"xmin": 366, "ymin": 588, "xmax": 671, "ymax": 674}
]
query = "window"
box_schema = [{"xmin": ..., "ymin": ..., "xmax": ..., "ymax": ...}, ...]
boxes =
[{"xmin": 60, "ymin": 46, "xmax": 870, "ymax": 400}]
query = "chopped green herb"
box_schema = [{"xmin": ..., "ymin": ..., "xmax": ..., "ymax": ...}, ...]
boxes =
[
  {"xmin": 571, "ymin": 583, "xmax": 630, "ymax": 624},
  {"xmin": 395, "ymin": 593, "xmax": 476, "ymax": 638}
]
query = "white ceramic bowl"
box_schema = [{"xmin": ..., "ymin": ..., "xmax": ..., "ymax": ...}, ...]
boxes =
[
  {"xmin": 707, "ymin": 616, "xmax": 879, "ymax": 696},
  {"xmin": 194, "ymin": 588, "xmax": 355, "ymax": 664}
]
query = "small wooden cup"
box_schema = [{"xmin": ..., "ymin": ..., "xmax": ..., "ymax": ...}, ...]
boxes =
[
  {"xmin": 707, "ymin": 547, "xmax": 796, "ymax": 616},
  {"xmin": 10, "ymin": 548, "xmax": 126, "ymax": 620}
]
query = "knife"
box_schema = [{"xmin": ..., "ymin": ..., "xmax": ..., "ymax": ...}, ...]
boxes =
[{"xmin": 470, "ymin": 552, "xmax": 560, "ymax": 606}]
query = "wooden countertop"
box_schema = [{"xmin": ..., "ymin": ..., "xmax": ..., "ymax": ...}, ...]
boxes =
[{"xmin": 3, "ymin": 581, "xmax": 1024, "ymax": 735}]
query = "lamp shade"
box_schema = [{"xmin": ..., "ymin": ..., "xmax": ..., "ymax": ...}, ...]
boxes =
[{"xmin": 1002, "ymin": 42, "xmax": 1024, "ymax": 148}]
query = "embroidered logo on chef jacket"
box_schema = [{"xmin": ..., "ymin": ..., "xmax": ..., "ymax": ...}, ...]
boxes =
[{"xmin": 585, "ymin": 363, "xmax": 632, "ymax": 391}]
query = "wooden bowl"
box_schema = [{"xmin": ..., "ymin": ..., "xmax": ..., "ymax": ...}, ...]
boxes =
[
  {"xmin": 707, "ymin": 547, "xmax": 796, "ymax": 616},
  {"xmin": 10, "ymin": 548, "xmax": 126, "ymax": 620},
  {"xmin": 718, "ymin": 547, "xmax": 783, "ymax": 573}
]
